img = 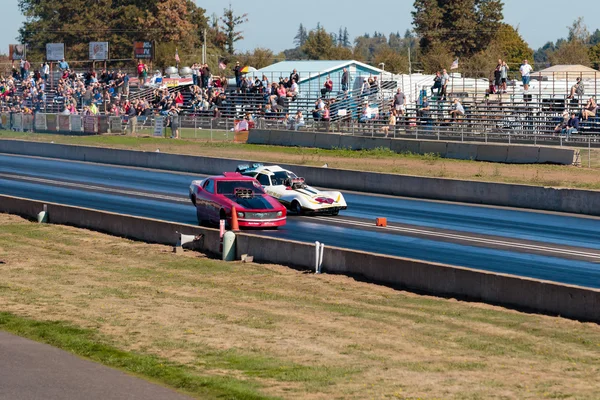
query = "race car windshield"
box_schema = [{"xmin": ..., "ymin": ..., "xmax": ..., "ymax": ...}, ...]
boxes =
[
  {"xmin": 271, "ymin": 171, "xmax": 297, "ymax": 186},
  {"xmin": 217, "ymin": 180, "xmax": 264, "ymax": 194}
]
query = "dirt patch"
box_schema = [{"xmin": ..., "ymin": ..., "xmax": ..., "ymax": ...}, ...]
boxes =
[{"xmin": 1, "ymin": 213, "xmax": 599, "ymax": 399}]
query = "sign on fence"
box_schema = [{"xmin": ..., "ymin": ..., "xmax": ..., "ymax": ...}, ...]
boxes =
[
  {"xmin": 89, "ymin": 42, "xmax": 109, "ymax": 61},
  {"xmin": 83, "ymin": 115, "xmax": 97, "ymax": 134},
  {"xmin": 22, "ymin": 114, "xmax": 33, "ymax": 131},
  {"xmin": 70, "ymin": 115, "xmax": 82, "ymax": 132},
  {"xmin": 34, "ymin": 113, "xmax": 47, "ymax": 131},
  {"xmin": 154, "ymin": 116, "xmax": 164, "ymax": 137},
  {"xmin": 58, "ymin": 115, "xmax": 70, "ymax": 131},
  {"xmin": 1, "ymin": 113, "xmax": 9, "ymax": 129},
  {"xmin": 133, "ymin": 41, "xmax": 153, "ymax": 60},
  {"xmin": 9, "ymin": 44, "xmax": 25, "ymax": 60},
  {"xmin": 46, "ymin": 114, "xmax": 57, "ymax": 131},
  {"xmin": 46, "ymin": 43, "xmax": 65, "ymax": 61},
  {"xmin": 109, "ymin": 116, "xmax": 122, "ymax": 133},
  {"xmin": 97, "ymin": 116, "xmax": 109, "ymax": 134},
  {"xmin": 12, "ymin": 114, "xmax": 22, "ymax": 131}
]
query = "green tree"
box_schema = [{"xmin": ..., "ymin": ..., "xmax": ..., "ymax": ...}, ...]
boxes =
[
  {"xmin": 373, "ymin": 47, "xmax": 409, "ymax": 74},
  {"xmin": 302, "ymin": 28, "xmax": 335, "ymax": 60},
  {"xmin": 589, "ymin": 43, "xmax": 600, "ymax": 69},
  {"xmin": 237, "ymin": 48, "xmax": 274, "ymax": 69},
  {"xmin": 17, "ymin": 0, "xmax": 208, "ymax": 66},
  {"xmin": 549, "ymin": 41, "xmax": 591, "ymax": 66},
  {"xmin": 220, "ymin": 4, "xmax": 248, "ymax": 54},
  {"xmin": 412, "ymin": 0, "xmax": 503, "ymax": 57},
  {"xmin": 293, "ymin": 24, "xmax": 308, "ymax": 47},
  {"xmin": 492, "ymin": 24, "xmax": 533, "ymax": 67}
]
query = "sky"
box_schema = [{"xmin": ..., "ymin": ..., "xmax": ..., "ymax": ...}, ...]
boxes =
[{"xmin": 3, "ymin": 0, "xmax": 600, "ymax": 57}]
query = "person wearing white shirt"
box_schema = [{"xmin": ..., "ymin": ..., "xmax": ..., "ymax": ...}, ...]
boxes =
[{"xmin": 519, "ymin": 59, "xmax": 533, "ymax": 91}]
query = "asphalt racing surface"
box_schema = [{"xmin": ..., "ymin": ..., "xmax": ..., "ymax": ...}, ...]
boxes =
[
  {"xmin": 0, "ymin": 332, "xmax": 191, "ymax": 400},
  {"xmin": 1, "ymin": 153, "xmax": 600, "ymax": 289}
]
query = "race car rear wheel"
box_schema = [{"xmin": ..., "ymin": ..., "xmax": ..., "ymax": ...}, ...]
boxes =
[
  {"xmin": 330, "ymin": 210, "xmax": 339, "ymax": 216},
  {"xmin": 291, "ymin": 200, "xmax": 302, "ymax": 215}
]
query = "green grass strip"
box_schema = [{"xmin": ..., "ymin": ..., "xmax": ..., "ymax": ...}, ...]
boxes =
[{"xmin": 0, "ymin": 312, "xmax": 275, "ymax": 400}]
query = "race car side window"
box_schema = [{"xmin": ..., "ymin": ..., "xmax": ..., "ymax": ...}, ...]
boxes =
[
  {"xmin": 203, "ymin": 179, "xmax": 215, "ymax": 194},
  {"xmin": 257, "ymin": 173, "xmax": 271, "ymax": 186}
]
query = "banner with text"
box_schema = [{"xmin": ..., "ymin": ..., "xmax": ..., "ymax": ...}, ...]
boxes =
[
  {"xmin": 34, "ymin": 113, "xmax": 47, "ymax": 131},
  {"xmin": 58, "ymin": 115, "xmax": 70, "ymax": 131},
  {"xmin": 154, "ymin": 116, "xmax": 164, "ymax": 136},
  {"xmin": 70, "ymin": 115, "xmax": 82, "ymax": 131},
  {"xmin": 46, "ymin": 43, "xmax": 65, "ymax": 61},
  {"xmin": 89, "ymin": 42, "xmax": 109, "ymax": 61},
  {"xmin": 133, "ymin": 41, "xmax": 153, "ymax": 60}
]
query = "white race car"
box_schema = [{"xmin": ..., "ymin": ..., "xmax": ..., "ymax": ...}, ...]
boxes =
[{"xmin": 236, "ymin": 164, "xmax": 347, "ymax": 215}]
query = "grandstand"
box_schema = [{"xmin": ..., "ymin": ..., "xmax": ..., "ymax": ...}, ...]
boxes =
[{"xmin": 3, "ymin": 59, "xmax": 600, "ymax": 144}]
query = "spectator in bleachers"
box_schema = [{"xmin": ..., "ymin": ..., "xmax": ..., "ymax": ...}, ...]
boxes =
[
  {"xmin": 312, "ymin": 98, "xmax": 325, "ymax": 120},
  {"xmin": 137, "ymin": 60, "xmax": 147, "ymax": 86},
  {"xmin": 554, "ymin": 110, "xmax": 570, "ymax": 134},
  {"xmin": 500, "ymin": 61, "xmax": 509, "ymax": 93},
  {"xmin": 58, "ymin": 59, "xmax": 69, "ymax": 72},
  {"xmin": 519, "ymin": 59, "xmax": 533, "ymax": 91},
  {"xmin": 382, "ymin": 110, "xmax": 396, "ymax": 138},
  {"xmin": 393, "ymin": 88, "xmax": 406, "ymax": 116},
  {"xmin": 234, "ymin": 61, "xmax": 242, "ymax": 88},
  {"xmin": 582, "ymin": 96, "xmax": 597, "ymax": 120},
  {"xmin": 321, "ymin": 76, "xmax": 333, "ymax": 97},
  {"xmin": 440, "ymin": 69, "xmax": 450, "ymax": 101},
  {"xmin": 341, "ymin": 68, "xmax": 349, "ymax": 92},
  {"xmin": 417, "ymin": 96, "xmax": 430, "ymax": 118},
  {"xmin": 567, "ymin": 77, "xmax": 584, "ymax": 100},
  {"xmin": 286, "ymin": 79, "xmax": 299, "ymax": 99},
  {"xmin": 562, "ymin": 112, "xmax": 579, "ymax": 138},
  {"xmin": 494, "ymin": 59, "xmax": 502, "ymax": 92},
  {"xmin": 292, "ymin": 110, "xmax": 305, "ymax": 131},
  {"xmin": 290, "ymin": 69, "xmax": 299, "ymax": 86},
  {"xmin": 450, "ymin": 98, "xmax": 465, "ymax": 120}
]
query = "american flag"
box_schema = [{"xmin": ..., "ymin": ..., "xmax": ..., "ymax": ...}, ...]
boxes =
[
  {"xmin": 451, "ymin": 58, "xmax": 459, "ymax": 70},
  {"xmin": 175, "ymin": 48, "xmax": 180, "ymax": 64},
  {"xmin": 218, "ymin": 58, "xmax": 227, "ymax": 70}
]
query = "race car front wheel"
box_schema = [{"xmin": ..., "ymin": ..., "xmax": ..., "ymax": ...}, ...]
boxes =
[{"xmin": 291, "ymin": 200, "xmax": 302, "ymax": 215}]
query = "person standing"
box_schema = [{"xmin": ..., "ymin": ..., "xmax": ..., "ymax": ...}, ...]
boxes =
[
  {"xmin": 289, "ymin": 69, "xmax": 299, "ymax": 88},
  {"xmin": 41, "ymin": 62, "xmax": 50, "ymax": 83},
  {"xmin": 234, "ymin": 61, "xmax": 242, "ymax": 88},
  {"xmin": 341, "ymin": 68, "xmax": 349, "ymax": 92},
  {"xmin": 520, "ymin": 59, "xmax": 533, "ymax": 91},
  {"xmin": 393, "ymin": 88, "xmax": 406, "ymax": 116},
  {"xmin": 440, "ymin": 69, "xmax": 450, "ymax": 101},
  {"xmin": 500, "ymin": 61, "xmax": 509, "ymax": 93},
  {"xmin": 168, "ymin": 105, "xmax": 180, "ymax": 139}
]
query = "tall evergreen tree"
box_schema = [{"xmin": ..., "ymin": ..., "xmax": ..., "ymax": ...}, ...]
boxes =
[
  {"xmin": 342, "ymin": 28, "xmax": 351, "ymax": 47},
  {"xmin": 338, "ymin": 27, "xmax": 344, "ymax": 47},
  {"xmin": 293, "ymin": 23, "xmax": 308, "ymax": 47},
  {"xmin": 220, "ymin": 3, "xmax": 248, "ymax": 54}
]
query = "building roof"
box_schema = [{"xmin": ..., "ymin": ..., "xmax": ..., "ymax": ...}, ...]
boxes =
[
  {"xmin": 254, "ymin": 60, "xmax": 384, "ymax": 82},
  {"xmin": 537, "ymin": 64, "xmax": 600, "ymax": 79}
]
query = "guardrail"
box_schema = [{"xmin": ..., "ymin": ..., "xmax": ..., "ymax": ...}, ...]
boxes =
[
  {"xmin": 0, "ymin": 140, "xmax": 597, "ymax": 216},
  {"xmin": 1, "ymin": 194, "xmax": 598, "ymax": 323}
]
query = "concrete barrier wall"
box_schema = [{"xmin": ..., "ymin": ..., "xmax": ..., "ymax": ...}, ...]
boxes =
[
  {"xmin": 248, "ymin": 129, "xmax": 577, "ymax": 165},
  {"xmin": 2, "ymin": 194, "xmax": 598, "ymax": 323},
  {"xmin": 1, "ymin": 139, "xmax": 599, "ymax": 216}
]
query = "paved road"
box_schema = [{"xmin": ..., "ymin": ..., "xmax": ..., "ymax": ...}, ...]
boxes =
[
  {"xmin": 1, "ymin": 153, "xmax": 599, "ymax": 288},
  {"xmin": 0, "ymin": 332, "xmax": 192, "ymax": 400}
]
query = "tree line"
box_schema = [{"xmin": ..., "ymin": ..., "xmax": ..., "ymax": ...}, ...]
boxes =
[{"xmin": 12, "ymin": 0, "xmax": 600, "ymax": 75}]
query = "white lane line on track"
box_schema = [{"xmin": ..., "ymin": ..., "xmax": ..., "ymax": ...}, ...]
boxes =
[
  {"xmin": 311, "ymin": 216, "xmax": 600, "ymax": 260},
  {"xmin": 0, "ymin": 173, "xmax": 189, "ymax": 203}
]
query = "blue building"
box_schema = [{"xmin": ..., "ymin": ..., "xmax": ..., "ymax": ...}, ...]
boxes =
[{"xmin": 253, "ymin": 60, "xmax": 386, "ymax": 99}]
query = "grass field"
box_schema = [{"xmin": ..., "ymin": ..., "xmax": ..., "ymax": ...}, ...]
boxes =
[
  {"xmin": 1, "ymin": 213, "xmax": 600, "ymax": 399},
  {"xmin": 1, "ymin": 129, "xmax": 599, "ymax": 190}
]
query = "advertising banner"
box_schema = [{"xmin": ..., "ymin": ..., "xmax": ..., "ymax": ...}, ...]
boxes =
[
  {"xmin": 1, "ymin": 113, "xmax": 9, "ymax": 129},
  {"xmin": 46, "ymin": 113, "xmax": 58, "ymax": 131},
  {"xmin": 34, "ymin": 113, "xmax": 47, "ymax": 131},
  {"xmin": 89, "ymin": 42, "xmax": 109, "ymax": 60},
  {"xmin": 58, "ymin": 115, "xmax": 70, "ymax": 132},
  {"xmin": 46, "ymin": 43, "xmax": 65, "ymax": 61},
  {"xmin": 109, "ymin": 116, "xmax": 122, "ymax": 133},
  {"xmin": 11, "ymin": 113, "xmax": 22, "ymax": 131},
  {"xmin": 70, "ymin": 115, "xmax": 82, "ymax": 132},
  {"xmin": 22, "ymin": 114, "xmax": 34, "ymax": 131},
  {"xmin": 154, "ymin": 116, "xmax": 164, "ymax": 136},
  {"xmin": 83, "ymin": 115, "xmax": 97, "ymax": 134},
  {"xmin": 97, "ymin": 115, "xmax": 110, "ymax": 134},
  {"xmin": 9, "ymin": 44, "xmax": 26, "ymax": 60},
  {"xmin": 133, "ymin": 41, "xmax": 153, "ymax": 60}
]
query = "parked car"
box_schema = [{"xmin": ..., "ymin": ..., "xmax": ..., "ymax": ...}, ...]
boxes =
[
  {"xmin": 236, "ymin": 164, "xmax": 347, "ymax": 215},
  {"xmin": 189, "ymin": 172, "xmax": 287, "ymax": 228}
]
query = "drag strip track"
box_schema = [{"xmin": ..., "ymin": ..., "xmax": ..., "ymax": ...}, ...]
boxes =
[{"xmin": 1, "ymin": 153, "xmax": 599, "ymax": 288}]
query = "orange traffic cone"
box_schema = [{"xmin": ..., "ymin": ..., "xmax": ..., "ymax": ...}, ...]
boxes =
[{"xmin": 230, "ymin": 206, "xmax": 240, "ymax": 231}]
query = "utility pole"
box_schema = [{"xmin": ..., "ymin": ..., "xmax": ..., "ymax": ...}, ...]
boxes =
[{"xmin": 202, "ymin": 28, "xmax": 207, "ymax": 64}]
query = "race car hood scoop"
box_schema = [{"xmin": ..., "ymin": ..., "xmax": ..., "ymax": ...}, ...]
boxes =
[
  {"xmin": 224, "ymin": 195, "xmax": 274, "ymax": 210},
  {"xmin": 235, "ymin": 188, "xmax": 254, "ymax": 199}
]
